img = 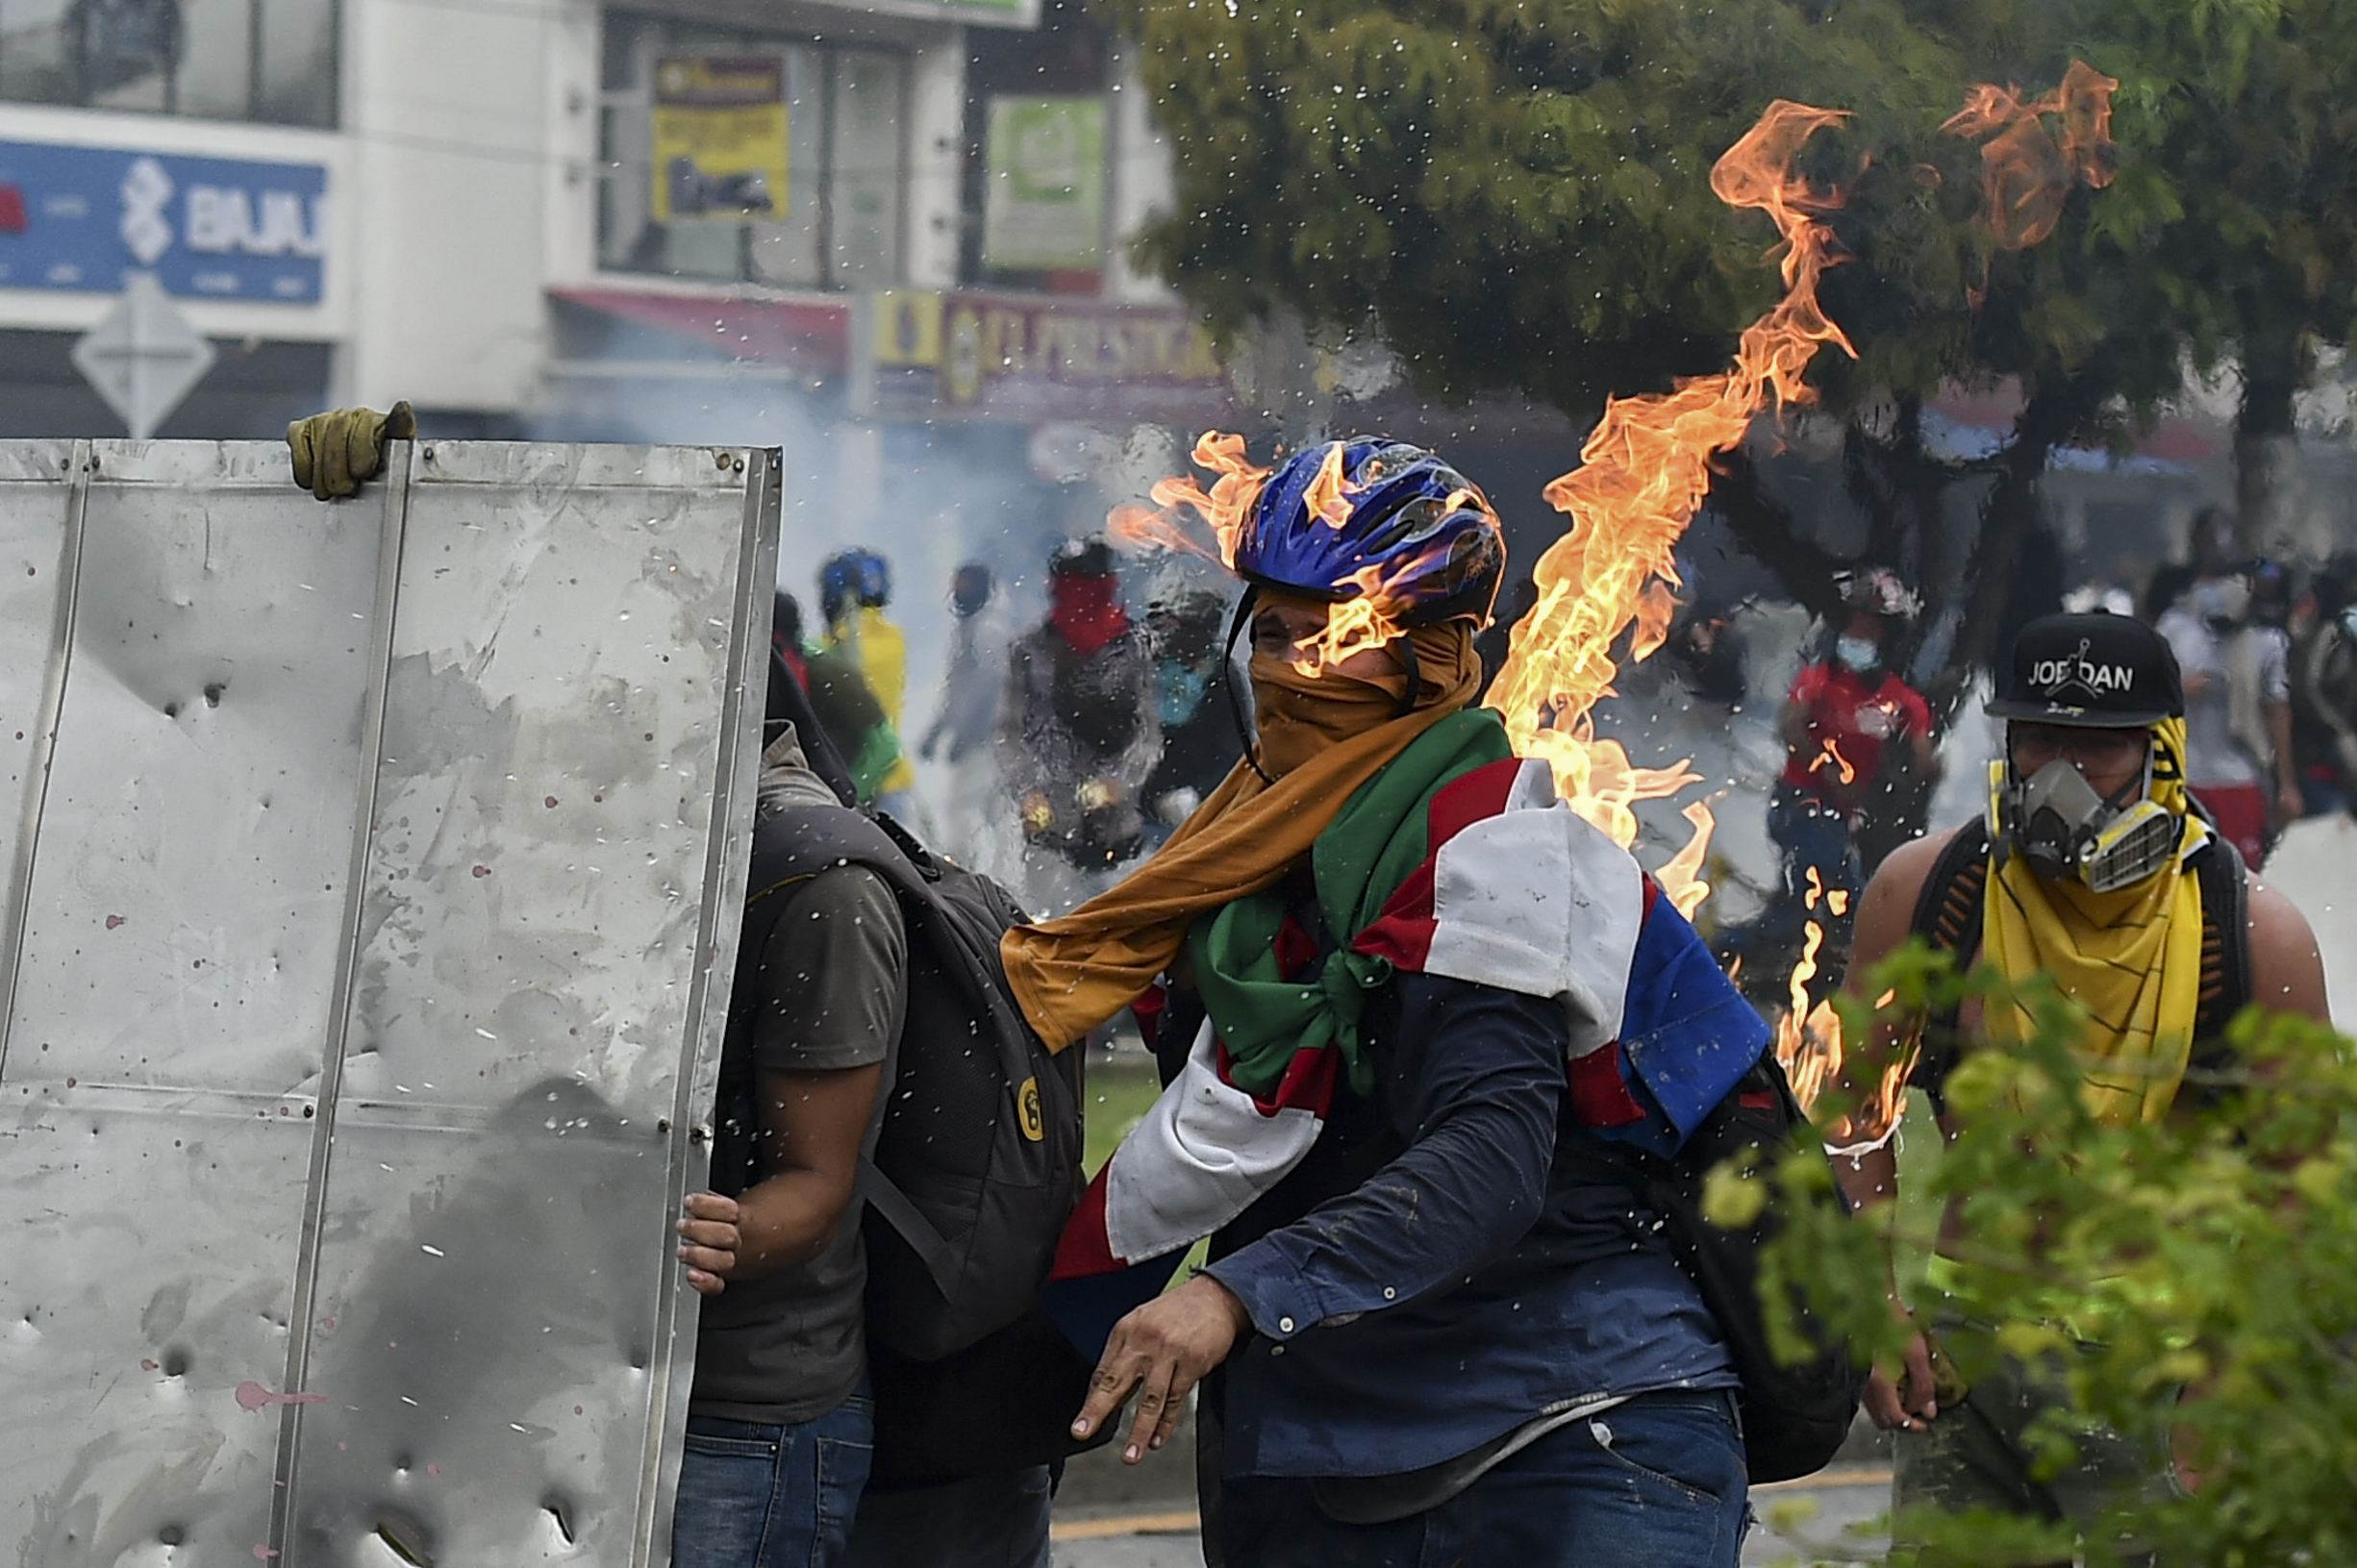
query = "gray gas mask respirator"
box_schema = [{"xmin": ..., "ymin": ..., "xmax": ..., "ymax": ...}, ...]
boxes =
[{"xmin": 1987, "ymin": 757, "xmax": 2178, "ymax": 894}]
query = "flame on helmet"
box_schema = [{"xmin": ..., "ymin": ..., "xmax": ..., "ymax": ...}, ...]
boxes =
[
  {"xmin": 1288, "ymin": 563, "xmax": 1412, "ymax": 675},
  {"xmin": 1302, "ymin": 440, "xmax": 1355, "ymax": 529},
  {"xmin": 1106, "ymin": 432, "xmax": 1273, "ymax": 570}
]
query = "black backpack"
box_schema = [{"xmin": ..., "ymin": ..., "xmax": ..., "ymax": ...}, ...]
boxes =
[
  {"xmin": 712, "ymin": 806, "xmax": 1096, "ymax": 1480},
  {"xmin": 1562, "ymin": 1051, "xmax": 1868, "ymax": 1484}
]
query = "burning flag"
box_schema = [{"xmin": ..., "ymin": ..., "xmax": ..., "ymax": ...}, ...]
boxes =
[{"xmin": 1111, "ymin": 67, "xmax": 2118, "ymax": 1135}]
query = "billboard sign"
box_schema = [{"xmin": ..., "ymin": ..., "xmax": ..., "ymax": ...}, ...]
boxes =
[
  {"xmin": 651, "ymin": 56, "xmax": 790, "ymax": 224},
  {"xmin": 982, "ymin": 96, "xmax": 1108, "ymax": 273},
  {"xmin": 0, "ymin": 140, "xmax": 326, "ymax": 302},
  {"xmin": 851, "ymin": 287, "xmax": 1240, "ymax": 426}
]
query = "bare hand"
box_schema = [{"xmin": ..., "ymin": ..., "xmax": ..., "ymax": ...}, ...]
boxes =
[
  {"xmin": 2278, "ymin": 782, "xmax": 2306, "ymax": 830},
  {"xmin": 1071, "ymin": 1275, "xmax": 1249, "ymax": 1464},
  {"xmin": 1863, "ymin": 1332, "xmax": 1941, "ymax": 1431},
  {"xmin": 677, "ymin": 1191, "xmax": 741, "ymax": 1296}
]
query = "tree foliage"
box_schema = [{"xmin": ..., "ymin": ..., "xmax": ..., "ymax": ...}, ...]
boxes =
[
  {"xmin": 1109, "ymin": 0, "xmax": 2357, "ymax": 549},
  {"xmin": 1738, "ymin": 950, "xmax": 2357, "ymax": 1565}
]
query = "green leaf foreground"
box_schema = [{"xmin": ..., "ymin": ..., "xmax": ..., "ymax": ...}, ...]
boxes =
[{"xmin": 1746, "ymin": 939, "xmax": 2357, "ymax": 1566}]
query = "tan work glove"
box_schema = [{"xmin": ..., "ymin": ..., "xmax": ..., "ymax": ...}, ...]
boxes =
[{"xmin": 287, "ymin": 401, "xmax": 416, "ymax": 500}]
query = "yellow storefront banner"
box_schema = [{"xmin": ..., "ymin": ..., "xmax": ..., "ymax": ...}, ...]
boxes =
[{"xmin": 651, "ymin": 56, "xmax": 789, "ymax": 224}]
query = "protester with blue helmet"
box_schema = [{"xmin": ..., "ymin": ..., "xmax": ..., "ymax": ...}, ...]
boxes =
[
  {"xmin": 819, "ymin": 549, "xmax": 916, "ymax": 812},
  {"xmin": 1001, "ymin": 436, "xmax": 1765, "ymax": 1568}
]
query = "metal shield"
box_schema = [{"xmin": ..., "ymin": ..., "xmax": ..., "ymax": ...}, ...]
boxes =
[{"xmin": 0, "ymin": 439, "xmax": 779, "ymax": 1567}]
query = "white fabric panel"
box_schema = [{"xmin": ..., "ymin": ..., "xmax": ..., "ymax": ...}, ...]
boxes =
[
  {"xmin": 1102, "ymin": 1019, "xmax": 1325, "ymax": 1265},
  {"xmin": 1419, "ymin": 776, "xmax": 1646, "ymax": 1058}
]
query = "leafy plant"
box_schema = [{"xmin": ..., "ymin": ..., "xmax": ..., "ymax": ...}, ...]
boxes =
[{"xmin": 1736, "ymin": 943, "xmax": 2357, "ymax": 1565}]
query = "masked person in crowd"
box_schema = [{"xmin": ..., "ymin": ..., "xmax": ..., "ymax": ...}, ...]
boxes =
[
  {"xmin": 1836, "ymin": 611, "xmax": 2329, "ymax": 1561},
  {"xmin": 821, "ymin": 549, "xmax": 919, "ymax": 820},
  {"xmin": 777, "ymin": 591, "xmax": 903, "ymax": 809},
  {"xmin": 2291, "ymin": 553, "xmax": 2357, "ymax": 818},
  {"xmin": 1002, "ymin": 439, "xmax": 1774, "ymax": 1568},
  {"xmin": 918, "ymin": 561, "xmax": 1017, "ymax": 872},
  {"xmin": 1139, "ymin": 586, "xmax": 1241, "ymax": 842},
  {"xmin": 2153, "ymin": 512, "xmax": 2300, "ymax": 864},
  {"xmin": 996, "ymin": 537, "xmax": 1161, "ymax": 913},
  {"xmin": 1720, "ymin": 569, "xmax": 1936, "ymax": 977}
]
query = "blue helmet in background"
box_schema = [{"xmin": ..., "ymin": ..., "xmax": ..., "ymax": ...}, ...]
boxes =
[
  {"xmin": 819, "ymin": 548, "xmax": 891, "ymax": 623},
  {"xmin": 1233, "ymin": 437, "xmax": 1505, "ymax": 627}
]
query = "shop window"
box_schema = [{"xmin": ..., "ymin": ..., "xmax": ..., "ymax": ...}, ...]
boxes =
[
  {"xmin": 599, "ymin": 14, "xmax": 905, "ymax": 291},
  {"xmin": 0, "ymin": 0, "xmax": 336, "ymax": 127}
]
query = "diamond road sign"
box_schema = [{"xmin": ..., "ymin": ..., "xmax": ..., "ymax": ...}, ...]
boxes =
[{"xmin": 72, "ymin": 272, "xmax": 217, "ymax": 438}]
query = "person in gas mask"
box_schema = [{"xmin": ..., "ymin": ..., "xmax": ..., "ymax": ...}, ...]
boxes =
[
  {"xmin": 1720, "ymin": 569, "xmax": 1937, "ymax": 977},
  {"xmin": 1833, "ymin": 610, "xmax": 2328, "ymax": 1559}
]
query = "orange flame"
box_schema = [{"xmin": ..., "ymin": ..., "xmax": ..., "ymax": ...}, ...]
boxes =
[
  {"xmin": 1774, "ymin": 921, "xmax": 1845, "ymax": 1113},
  {"xmin": 1291, "ymin": 561, "xmax": 1410, "ymax": 674},
  {"xmin": 1775, "ymin": 917, "xmax": 1912, "ymax": 1142},
  {"xmin": 1483, "ymin": 100, "xmax": 1855, "ymax": 871},
  {"xmin": 1812, "ymin": 736, "xmax": 1856, "ymax": 786},
  {"xmin": 1943, "ymin": 59, "xmax": 2119, "ymax": 251},
  {"xmin": 1302, "ymin": 440, "xmax": 1354, "ymax": 529},
  {"xmin": 1133, "ymin": 431, "xmax": 1273, "ymax": 569}
]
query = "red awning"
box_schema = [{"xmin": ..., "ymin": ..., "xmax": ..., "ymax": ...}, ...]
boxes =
[{"xmin": 548, "ymin": 286, "xmax": 848, "ymax": 375}]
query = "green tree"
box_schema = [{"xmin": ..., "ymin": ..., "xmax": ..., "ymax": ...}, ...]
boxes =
[
  {"xmin": 1738, "ymin": 951, "xmax": 2357, "ymax": 1565},
  {"xmin": 1106, "ymin": 0, "xmax": 2357, "ymax": 864}
]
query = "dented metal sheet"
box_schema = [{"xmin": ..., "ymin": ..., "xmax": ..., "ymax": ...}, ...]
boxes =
[{"xmin": 0, "ymin": 439, "xmax": 778, "ymax": 1568}]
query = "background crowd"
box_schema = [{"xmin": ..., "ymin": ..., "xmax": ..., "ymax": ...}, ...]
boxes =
[{"xmin": 767, "ymin": 510, "xmax": 2357, "ymax": 974}]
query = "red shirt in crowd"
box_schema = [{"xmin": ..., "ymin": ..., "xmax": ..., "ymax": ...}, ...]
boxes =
[{"xmin": 1777, "ymin": 660, "xmax": 1932, "ymax": 815}]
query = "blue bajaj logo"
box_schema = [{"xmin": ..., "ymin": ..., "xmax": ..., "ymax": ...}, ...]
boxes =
[{"xmin": 0, "ymin": 141, "xmax": 325, "ymax": 303}]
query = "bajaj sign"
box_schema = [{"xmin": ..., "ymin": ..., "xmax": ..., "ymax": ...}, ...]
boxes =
[{"xmin": 0, "ymin": 141, "xmax": 326, "ymax": 302}]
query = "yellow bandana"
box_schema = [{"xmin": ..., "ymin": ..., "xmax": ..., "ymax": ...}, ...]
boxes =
[{"xmin": 1982, "ymin": 716, "xmax": 2206, "ymax": 1124}]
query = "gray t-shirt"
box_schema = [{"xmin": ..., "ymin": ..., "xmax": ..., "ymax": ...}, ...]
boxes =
[{"xmin": 690, "ymin": 862, "xmax": 907, "ymax": 1424}]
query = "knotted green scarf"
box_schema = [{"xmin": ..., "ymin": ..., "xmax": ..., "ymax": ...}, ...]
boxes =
[{"xmin": 1189, "ymin": 709, "xmax": 1514, "ymax": 1096}]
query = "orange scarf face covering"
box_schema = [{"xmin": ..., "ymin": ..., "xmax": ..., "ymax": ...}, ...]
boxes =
[{"xmin": 1000, "ymin": 614, "xmax": 1483, "ymax": 1051}]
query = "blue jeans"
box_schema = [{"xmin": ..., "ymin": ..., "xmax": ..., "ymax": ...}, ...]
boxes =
[
  {"xmin": 1218, "ymin": 1389, "xmax": 1749, "ymax": 1567},
  {"xmin": 670, "ymin": 1389, "xmax": 875, "ymax": 1568}
]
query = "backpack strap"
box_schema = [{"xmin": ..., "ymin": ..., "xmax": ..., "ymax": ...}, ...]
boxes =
[
  {"xmin": 2183, "ymin": 834, "xmax": 2254, "ymax": 1102},
  {"xmin": 1908, "ymin": 821, "xmax": 1993, "ymax": 961},
  {"xmin": 754, "ymin": 805, "xmax": 1053, "ymax": 1298},
  {"xmin": 1904, "ymin": 824, "xmax": 1991, "ymax": 1117}
]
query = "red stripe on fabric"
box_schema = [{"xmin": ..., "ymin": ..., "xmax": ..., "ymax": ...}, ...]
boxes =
[
  {"xmin": 1050, "ymin": 1167, "xmax": 1120, "ymax": 1280},
  {"xmin": 1216, "ymin": 1037, "xmax": 1339, "ymax": 1119},
  {"xmin": 1130, "ymin": 984, "xmax": 1167, "ymax": 1050},
  {"xmin": 1353, "ymin": 859, "xmax": 1438, "ymax": 971},
  {"xmin": 1567, "ymin": 1040, "xmax": 1648, "ymax": 1128},
  {"xmin": 1428, "ymin": 758, "xmax": 1526, "ymax": 850},
  {"xmin": 1353, "ymin": 759, "xmax": 1524, "ymax": 974},
  {"xmin": 1641, "ymin": 874, "xmax": 1660, "ymax": 920},
  {"xmin": 1273, "ymin": 914, "xmax": 1320, "ymax": 983}
]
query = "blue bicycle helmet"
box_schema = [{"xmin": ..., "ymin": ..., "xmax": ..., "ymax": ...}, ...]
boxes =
[
  {"xmin": 819, "ymin": 549, "xmax": 891, "ymax": 624},
  {"xmin": 1233, "ymin": 437, "xmax": 1505, "ymax": 627}
]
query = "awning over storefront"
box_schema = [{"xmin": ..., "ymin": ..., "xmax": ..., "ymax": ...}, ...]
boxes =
[{"xmin": 548, "ymin": 286, "xmax": 850, "ymax": 377}]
